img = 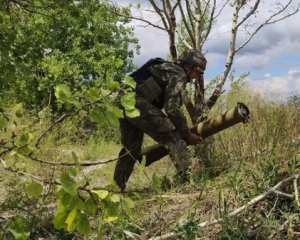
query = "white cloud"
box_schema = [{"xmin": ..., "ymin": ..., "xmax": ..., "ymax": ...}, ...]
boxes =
[
  {"xmin": 234, "ymin": 54, "xmax": 271, "ymax": 70},
  {"xmin": 134, "ymin": 27, "xmax": 169, "ymax": 64},
  {"xmin": 119, "ymin": 0, "xmax": 300, "ymax": 98},
  {"xmin": 264, "ymin": 73, "xmax": 272, "ymax": 78},
  {"xmin": 204, "ymin": 1, "xmax": 300, "ymax": 70},
  {"xmin": 205, "ymin": 52, "xmax": 224, "ymax": 70},
  {"xmin": 248, "ymin": 69, "xmax": 300, "ymax": 99}
]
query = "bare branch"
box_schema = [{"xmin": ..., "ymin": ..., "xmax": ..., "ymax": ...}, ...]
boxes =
[
  {"xmin": 35, "ymin": 113, "xmax": 68, "ymax": 148},
  {"xmin": 235, "ymin": 0, "xmax": 299, "ymax": 53},
  {"xmin": 162, "ymin": 0, "xmax": 172, "ymax": 27},
  {"xmin": 149, "ymin": 0, "xmax": 169, "ymax": 30},
  {"xmin": 272, "ymin": 190, "xmax": 294, "ymax": 199},
  {"xmin": 25, "ymin": 154, "xmax": 119, "ymax": 167},
  {"xmin": 293, "ymin": 177, "xmax": 299, "ymax": 206},
  {"xmin": 205, "ymin": 2, "xmax": 241, "ymax": 110},
  {"xmin": 104, "ymin": 2, "xmax": 167, "ymax": 31},
  {"xmin": 171, "ymin": 0, "xmax": 181, "ymax": 15},
  {"xmin": 176, "ymin": 27, "xmax": 193, "ymax": 49},
  {"xmin": 0, "ymin": 145, "xmax": 16, "ymax": 157},
  {"xmin": 1, "ymin": 157, "xmax": 60, "ymax": 185},
  {"xmin": 36, "ymin": 94, "xmax": 110, "ymax": 148},
  {"xmin": 178, "ymin": 1, "xmax": 196, "ymax": 47},
  {"xmin": 214, "ymin": 0, "xmax": 230, "ymax": 19},
  {"xmin": 143, "ymin": 174, "xmax": 300, "ymax": 240},
  {"xmin": 202, "ymin": 0, "xmax": 217, "ymax": 46},
  {"xmin": 236, "ymin": 0, "xmax": 260, "ymax": 29},
  {"xmin": 186, "ymin": 0, "xmax": 196, "ymax": 30},
  {"xmin": 123, "ymin": 230, "xmax": 147, "ymax": 240}
]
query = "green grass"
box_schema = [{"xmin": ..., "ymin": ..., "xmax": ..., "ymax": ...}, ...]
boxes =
[{"xmin": 1, "ymin": 89, "xmax": 300, "ymax": 239}]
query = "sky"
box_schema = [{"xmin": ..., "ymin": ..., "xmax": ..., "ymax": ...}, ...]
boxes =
[{"xmin": 119, "ymin": 0, "xmax": 300, "ymax": 101}]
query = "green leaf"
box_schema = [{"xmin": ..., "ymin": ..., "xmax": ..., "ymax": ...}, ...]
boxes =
[
  {"xmin": 100, "ymin": 88, "xmax": 112, "ymax": 96},
  {"xmin": 60, "ymin": 172, "xmax": 78, "ymax": 197},
  {"xmin": 57, "ymin": 190, "xmax": 70, "ymax": 210},
  {"xmin": 124, "ymin": 76, "xmax": 136, "ymax": 88},
  {"xmin": 25, "ymin": 182, "xmax": 43, "ymax": 198},
  {"xmin": 68, "ymin": 167, "xmax": 77, "ymax": 177},
  {"xmin": 53, "ymin": 209, "xmax": 68, "ymax": 229},
  {"xmin": 109, "ymin": 106, "xmax": 123, "ymax": 118},
  {"xmin": 65, "ymin": 208, "xmax": 78, "ymax": 232},
  {"xmin": 104, "ymin": 216, "xmax": 119, "ymax": 222},
  {"xmin": 92, "ymin": 190, "xmax": 109, "ymax": 200},
  {"xmin": 67, "ymin": 98, "xmax": 81, "ymax": 109},
  {"xmin": 16, "ymin": 133, "xmax": 33, "ymax": 147},
  {"xmin": 125, "ymin": 108, "xmax": 140, "ymax": 118},
  {"xmin": 123, "ymin": 196, "xmax": 135, "ymax": 215},
  {"xmin": 88, "ymin": 87, "xmax": 100, "ymax": 101},
  {"xmin": 110, "ymin": 194, "xmax": 120, "ymax": 203},
  {"xmin": 121, "ymin": 92, "xmax": 136, "ymax": 110},
  {"xmin": 15, "ymin": 109, "xmax": 23, "ymax": 118},
  {"xmin": 8, "ymin": 217, "xmax": 30, "ymax": 240},
  {"xmin": 77, "ymin": 214, "xmax": 90, "ymax": 235},
  {"xmin": 84, "ymin": 198, "xmax": 97, "ymax": 215},
  {"xmin": 124, "ymin": 197, "xmax": 135, "ymax": 209},
  {"xmin": 55, "ymin": 84, "xmax": 71, "ymax": 103},
  {"xmin": 89, "ymin": 110, "xmax": 105, "ymax": 124},
  {"xmin": 0, "ymin": 116, "xmax": 8, "ymax": 129},
  {"xmin": 107, "ymin": 81, "xmax": 120, "ymax": 91},
  {"xmin": 105, "ymin": 111, "xmax": 119, "ymax": 127}
]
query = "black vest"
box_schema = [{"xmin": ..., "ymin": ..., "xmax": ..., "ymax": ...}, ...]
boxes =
[{"xmin": 130, "ymin": 58, "xmax": 169, "ymax": 108}]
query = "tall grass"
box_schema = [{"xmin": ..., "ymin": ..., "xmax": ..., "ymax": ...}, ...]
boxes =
[{"xmin": 0, "ymin": 81, "xmax": 299, "ymax": 239}]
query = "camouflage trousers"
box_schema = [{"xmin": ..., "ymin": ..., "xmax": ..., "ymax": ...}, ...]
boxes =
[{"xmin": 113, "ymin": 96, "xmax": 191, "ymax": 191}]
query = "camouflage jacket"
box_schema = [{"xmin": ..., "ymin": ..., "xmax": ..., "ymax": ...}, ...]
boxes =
[{"xmin": 146, "ymin": 62, "xmax": 190, "ymax": 137}]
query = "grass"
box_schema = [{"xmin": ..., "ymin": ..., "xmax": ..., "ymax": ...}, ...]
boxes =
[{"xmin": 0, "ymin": 88, "xmax": 300, "ymax": 239}]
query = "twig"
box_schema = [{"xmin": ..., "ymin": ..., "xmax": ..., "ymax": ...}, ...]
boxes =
[
  {"xmin": 35, "ymin": 96, "xmax": 107, "ymax": 148},
  {"xmin": 123, "ymin": 230, "xmax": 147, "ymax": 240},
  {"xmin": 272, "ymin": 190, "xmax": 294, "ymax": 199},
  {"xmin": 35, "ymin": 113, "xmax": 68, "ymax": 148},
  {"xmin": 128, "ymin": 174, "xmax": 300, "ymax": 240},
  {"xmin": 268, "ymin": 219, "xmax": 289, "ymax": 239},
  {"xmin": 26, "ymin": 154, "xmax": 119, "ymax": 167},
  {"xmin": 0, "ymin": 145, "xmax": 16, "ymax": 157},
  {"xmin": 293, "ymin": 176, "xmax": 299, "ymax": 206},
  {"xmin": 0, "ymin": 157, "xmax": 60, "ymax": 185}
]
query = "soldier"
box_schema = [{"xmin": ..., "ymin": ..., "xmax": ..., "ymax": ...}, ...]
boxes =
[{"xmin": 114, "ymin": 49, "xmax": 207, "ymax": 191}]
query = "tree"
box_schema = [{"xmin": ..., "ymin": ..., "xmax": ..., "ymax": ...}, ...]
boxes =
[
  {"xmin": 0, "ymin": 0, "xmax": 138, "ymax": 110},
  {"xmin": 107, "ymin": 0, "xmax": 300, "ymax": 123}
]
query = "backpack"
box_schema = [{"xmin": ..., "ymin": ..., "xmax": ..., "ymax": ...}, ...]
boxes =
[
  {"xmin": 130, "ymin": 58, "xmax": 168, "ymax": 85},
  {"xmin": 130, "ymin": 58, "xmax": 169, "ymax": 108}
]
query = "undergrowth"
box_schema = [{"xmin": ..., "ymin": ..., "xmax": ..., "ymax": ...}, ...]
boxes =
[{"xmin": 0, "ymin": 85, "xmax": 299, "ymax": 239}]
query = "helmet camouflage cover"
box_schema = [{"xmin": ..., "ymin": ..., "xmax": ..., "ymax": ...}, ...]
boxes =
[{"xmin": 178, "ymin": 49, "xmax": 207, "ymax": 73}]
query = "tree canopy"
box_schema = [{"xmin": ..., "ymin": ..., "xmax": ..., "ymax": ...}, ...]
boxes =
[{"xmin": 0, "ymin": 0, "xmax": 139, "ymax": 110}]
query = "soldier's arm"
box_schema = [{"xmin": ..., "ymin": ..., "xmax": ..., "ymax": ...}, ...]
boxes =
[{"xmin": 163, "ymin": 64, "xmax": 191, "ymax": 137}]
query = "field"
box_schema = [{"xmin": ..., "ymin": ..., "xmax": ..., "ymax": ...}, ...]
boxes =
[{"xmin": 1, "ymin": 87, "xmax": 299, "ymax": 239}]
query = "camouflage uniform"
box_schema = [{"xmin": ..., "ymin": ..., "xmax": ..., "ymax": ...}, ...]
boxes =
[{"xmin": 114, "ymin": 62, "xmax": 192, "ymax": 191}]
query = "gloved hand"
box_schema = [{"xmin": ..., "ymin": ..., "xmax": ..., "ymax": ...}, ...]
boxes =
[{"xmin": 185, "ymin": 132, "xmax": 204, "ymax": 145}]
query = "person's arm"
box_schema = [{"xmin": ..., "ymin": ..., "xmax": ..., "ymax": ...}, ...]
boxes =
[{"xmin": 163, "ymin": 64, "xmax": 203, "ymax": 145}]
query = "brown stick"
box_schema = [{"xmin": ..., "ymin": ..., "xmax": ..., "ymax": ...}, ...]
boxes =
[{"xmin": 124, "ymin": 174, "xmax": 300, "ymax": 240}]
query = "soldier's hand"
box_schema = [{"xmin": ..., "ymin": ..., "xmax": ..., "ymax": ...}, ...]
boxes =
[{"xmin": 185, "ymin": 133, "xmax": 204, "ymax": 145}]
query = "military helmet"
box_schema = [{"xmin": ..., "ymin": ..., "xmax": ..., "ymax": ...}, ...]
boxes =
[{"xmin": 178, "ymin": 49, "xmax": 207, "ymax": 73}]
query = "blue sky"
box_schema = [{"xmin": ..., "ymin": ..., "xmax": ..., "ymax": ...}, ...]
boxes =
[{"xmin": 120, "ymin": 0, "xmax": 300, "ymax": 100}]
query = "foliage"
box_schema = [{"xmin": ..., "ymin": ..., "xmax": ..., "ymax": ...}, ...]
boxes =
[
  {"xmin": 53, "ymin": 171, "xmax": 135, "ymax": 235},
  {"xmin": 0, "ymin": 0, "xmax": 138, "ymax": 111},
  {"xmin": 8, "ymin": 217, "xmax": 30, "ymax": 240},
  {"xmin": 1, "ymin": 1, "xmax": 300, "ymax": 239}
]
